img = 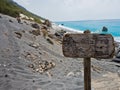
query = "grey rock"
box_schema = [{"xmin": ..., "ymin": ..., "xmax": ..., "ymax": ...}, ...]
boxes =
[
  {"xmin": 31, "ymin": 23, "xmax": 40, "ymax": 29},
  {"xmin": 115, "ymin": 45, "xmax": 120, "ymax": 58}
]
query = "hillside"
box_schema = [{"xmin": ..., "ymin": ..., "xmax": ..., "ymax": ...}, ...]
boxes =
[
  {"xmin": 0, "ymin": 0, "xmax": 44, "ymax": 23},
  {"xmin": 0, "ymin": 13, "xmax": 120, "ymax": 90}
]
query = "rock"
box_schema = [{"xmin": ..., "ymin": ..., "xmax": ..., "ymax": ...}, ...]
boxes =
[
  {"xmin": 115, "ymin": 45, "xmax": 120, "ymax": 58},
  {"xmin": 43, "ymin": 19, "xmax": 52, "ymax": 27},
  {"xmin": 116, "ymin": 52, "xmax": 120, "ymax": 58},
  {"xmin": 48, "ymin": 34, "xmax": 54, "ymax": 39},
  {"xmin": 114, "ymin": 41, "xmax": 119, "ymax": 47},
  {"xmin": 59, "ymin": 30, "xmax": 66, "ymax": 35},
  {"xmin": 29, "ymin": 29, "xmax": 41, "ymax": 36},
  {"xmin": 55, "ymin": 30, "xmax": 66, "ymax": 37},
  {"xmin": 54, "ymin": 30, "xmax": 66, "ymax": 42},
  {"xmin": 4, "ymin": 32, "xmax": 8, "ymax": 36},
  {"xmin": 112, "ymin": 58, "xmax": 120, "ymax": 63},
  {"xmin": 22, "ymin": 30, "xmax": 25, "ymax": 33},
  {"xmin": 14, "ymin": 32, "xmax": 22, "ymax": 39},
  {"xmin": 39, "ymin": 68, "xmax": 44, "ymax": 73},
  {"xmin": 16, "ymin": 16, "xmax": 21, "ymax": 24},
  {"xmin": 39, "ymin": 52, "xmax": 42, "ymax": 55},
  {"xmin": 55, "ymin": 32, "xmax": 61, "ymax": 37},
  {"xmin": 66, "ymin": 72, "xmax": 75, "ymax": 77},
  {"xmin": 31, "ymin": 23, "xmax": 40, "ymax": 29},
  {"xmin": 46, "ymin": 71, "xmax": 53, "ymax": 78},
  {"xmin": 0, "ymin": 15, "xmax": 2, "ymax": 18},
  {"xmin": 3, "ymin": 64, "xmax": 7, "ymax": 67},
  {"xmin": 35, "ymin": 69, "xmax": 39, "ymax": 72},
  {"xmin": 29, "ymin": 54, "xmax": 37, "ymax": 60},
  {"xmin": 28, "ymin": 64, "xmax": 34, "ymax": 68},
  {"xmin": 84, "ymin": 30, "xmax": 91, "ymax": 34},
  {"xmin": 32, "ymin": 80, "xmax": 35, "ymax": 83},
  {"xmin": 28, "ymin": 42, "xmax": 40, "ymax": 49},
  {"xmin": 9, "ymin": 19, "xmax": 13, "ymax": 23},
  {"xmin": 4, "ymin": 74, "xmax": 8, "ymax": 77},
  {"xmin": 25, "ymin": 52, "xmax": 38, "ymax": 60},
  {"xmin": 30, "ymin": 60, "xmax": 55, "ymax": 74},
  {"xmin": 49, "ymin": 62, "xmax": 56, "ymax": 68},
  {"xmin": 41, "ymin": 28, "xmax": 48, "ymax": 38},
  {"xmin": 23, "ymin": 21, "xmax": 29, "ymax": 25},
  {"xmin": 117, "ymin": 70, "xmax": 120, "ymax": 77},
  {"xmin": 46, "ymin": 38, "xmax": 54, "ymax": 45},
  {"xmin": 102, "ymin": 26, "xmax": 108, "ymax": 32}
]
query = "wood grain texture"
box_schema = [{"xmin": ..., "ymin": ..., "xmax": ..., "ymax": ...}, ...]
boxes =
[
  {"xmin": 84, "ymin": 58, "xmax": 91, "ymax": 90},
  {"xmin": 62, "ymin": 33, "xmax": 115, "ymax": 58}
]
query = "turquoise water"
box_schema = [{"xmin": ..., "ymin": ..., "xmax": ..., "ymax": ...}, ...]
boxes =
[{"xmin": 55, "ymin": 19, "xmax": 120, "ymax": 38}]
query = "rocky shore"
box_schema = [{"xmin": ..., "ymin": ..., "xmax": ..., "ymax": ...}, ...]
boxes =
[{"xmin": 0, "ymin": 13, "xmax": 120, "ymax": 90}]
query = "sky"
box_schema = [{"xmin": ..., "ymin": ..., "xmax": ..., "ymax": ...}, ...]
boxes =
[{"xmin": 13, "ymin": 0, "xmax": 120, "ymax": 21}]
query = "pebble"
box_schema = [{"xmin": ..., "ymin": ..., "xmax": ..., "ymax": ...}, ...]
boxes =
[
  {"xmin": 28, "ymin": 60, "xmax": 56, "ymax": 74},
  {"xmin": 46, "ymin": 71, "xmax": 53, "ymax": 78},
  {"xmin": 66, "ymin": 72, "xmax": 74, "ymax": 77},
  {"xmin": 18, "ymin": 56, "xmax": 22, "ymax": 59},
  {"xmin": 32, "ymin": 80, "xmax": 35, "ymax": 83},
  {"xmin": 117, "ymin": 70, "xmax": 120, "ymax": 77},
  {"xmin": 3, "ymin": 64, "xmax": 7, "ymax": 67},
  {"xmin": 29, "ymin": 42, "xmax": 39, "ymax": 49},
  {"xmin": 4, "ymin": 74, "xmax": 8, "ymax": 77},
  {"xmin": 35, "ymin": 69, "xmax": 39, "ymax": 72},
  {"xmin": 28, "ymin": 64, "xmax": 34, "ymax": 68}
]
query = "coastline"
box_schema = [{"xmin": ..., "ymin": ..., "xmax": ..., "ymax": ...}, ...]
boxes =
[
  {"xmin": 114, "ymin": 37, "xmax": 120, "ymax": 43},
  {"xmin": 54, "ymin": 23, "xmax": 120, "ymax": 44},
  {"xmin": 58, "ymin": 24, "xmax": 83, "ymax": 33},
  {"xmin": 52, "ymin": 23, "xmax": 83, "ymax": 33},
  {"xmin": 55, "ymin": 20, "xmax": 120, "ymax": 43}
]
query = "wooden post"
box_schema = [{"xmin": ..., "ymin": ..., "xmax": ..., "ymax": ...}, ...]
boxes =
[
  {"xmin": 62, "ymin": 33, "xmax": 115, "ymax": 90},
  {"xmin": 84, "ymin": 58, "xmax": 91, "ymax": 90}
]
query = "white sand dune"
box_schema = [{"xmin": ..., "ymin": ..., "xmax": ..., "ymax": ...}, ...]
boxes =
[{"xmin": 0, "ymin": 14, "xmax": 120, "ymax": 90}]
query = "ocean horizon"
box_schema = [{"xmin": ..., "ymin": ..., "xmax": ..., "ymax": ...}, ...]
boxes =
[{"xmin": 55, "ymin": 19, "xmax": 120, "ymax": 42}]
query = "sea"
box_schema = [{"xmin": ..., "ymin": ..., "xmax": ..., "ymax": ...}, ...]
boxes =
[{"xmin": 55, "ymin": 19, "xmax": 120, "ymax": 42}]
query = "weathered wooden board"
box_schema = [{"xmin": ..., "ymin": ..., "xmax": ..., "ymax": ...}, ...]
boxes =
[{"xmin": 62, "ymin": 33, "xmax": 115, "ymax": 58}]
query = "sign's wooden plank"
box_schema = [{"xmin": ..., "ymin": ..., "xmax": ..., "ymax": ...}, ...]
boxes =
[{"xmin": 62, "ymin": 33, "xmax": 115, "ymax": 58}]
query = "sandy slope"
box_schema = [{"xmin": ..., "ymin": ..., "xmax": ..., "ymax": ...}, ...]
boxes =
[
  {"xmin": 0, "ymin": 13, "xmax": 120, "ymax": 90},
  {"xmin": 92, "ymin": 72, "xmax": 120, "ymax": 90}
]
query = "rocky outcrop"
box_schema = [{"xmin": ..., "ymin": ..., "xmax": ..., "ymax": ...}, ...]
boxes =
[
  {"xmin": 29, "ymin": 29, "xmax": 41, "ymax": 36},
  {"xmin": 54, "ymin": 30, "xmax": 66, "ymax": 41},
  {"xmin": 31, "ymin": 23, "xmax": 40, "ymax": 29},
  {"xmin": 43, "ymin": 19, "xmax": 52, "ymax": 27},
  {"xmin": 102, "ymin": 26, "xmax": 108, "ymax": 32}
]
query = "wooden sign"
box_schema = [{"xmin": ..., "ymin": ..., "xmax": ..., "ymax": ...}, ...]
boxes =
[{"xmin": 62, "ymin": 33, "xmax": 115, "ymax": 58}]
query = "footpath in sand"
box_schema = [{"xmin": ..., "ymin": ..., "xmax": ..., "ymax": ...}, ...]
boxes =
[{"xmin": 0, "ymin": 14, "xmax": 120, "ymax": 90}]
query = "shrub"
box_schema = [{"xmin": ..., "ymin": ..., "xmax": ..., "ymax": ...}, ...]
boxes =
[{"xmin": 0, "ymin": 0, "xmax": 43, "ymax": 24}]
